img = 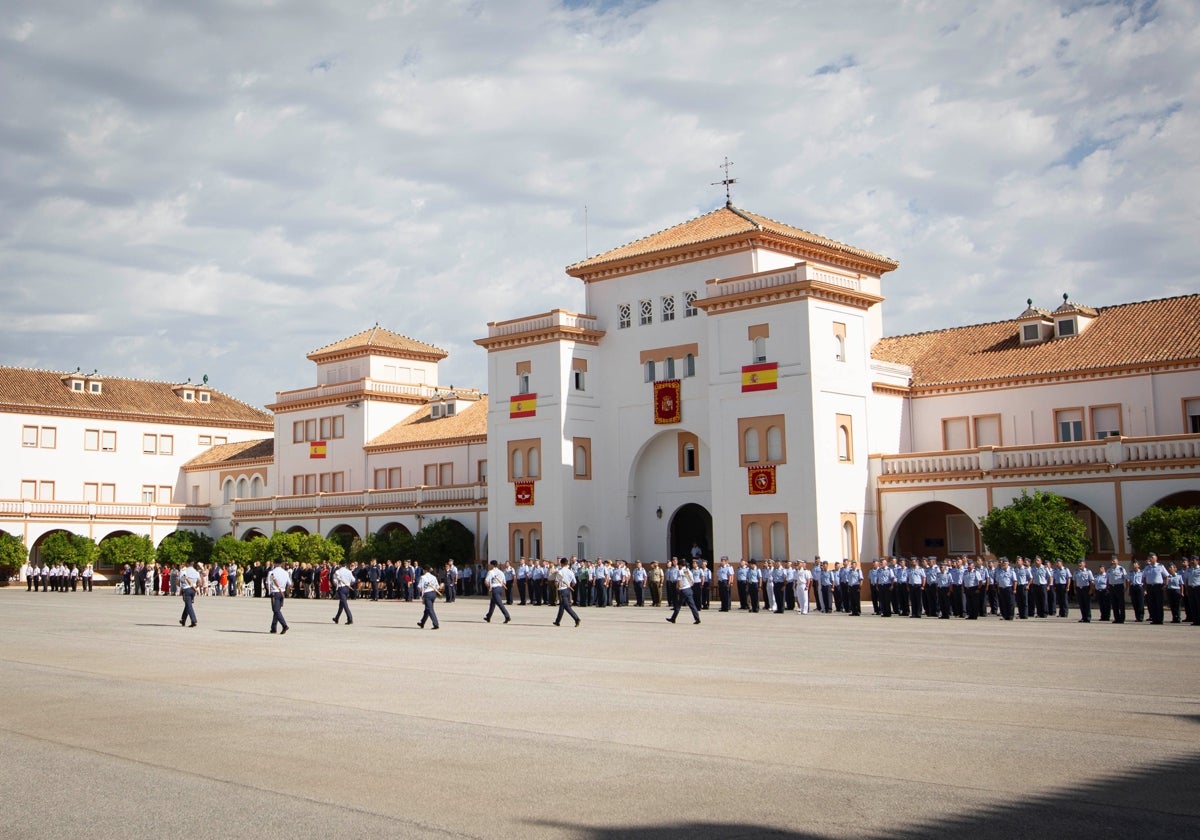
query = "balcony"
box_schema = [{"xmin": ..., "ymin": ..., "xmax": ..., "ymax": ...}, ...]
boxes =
[
  {"xmin": 874, "ymin": 434, "xmax": 1200, "ymax": 486},
  {"xmin": 231, "ymin": 483, "xmax": 489, "ymax": 519},
  {"xmin": 482, "ymin": 309, "xmax": 600, "ymax": 339},
  {"xmin": 0, "ymin": 500, "xmax": 211, "ymax": 525}
]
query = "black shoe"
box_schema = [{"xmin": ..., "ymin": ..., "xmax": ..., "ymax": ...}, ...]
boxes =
[
  {"xmin": 332, "ymin": 618, "xmax": 338, "ymax": 623},
  {"xmin": 281, "ymin": 626, "xmax": 288, "ymax": 635},
  {"xmin": 484, "ymin": 615, "xmax": 491, "ymax": 623},
  {"xmin": 417, "ymin": 622, "xmax": 424, "ymax": 628},
  {"xmin": 190, "ymin": 623, "xmax": 197, "ymax": 628},
  {"xmin": 504, "ymin": 618, "xmax": 510, "ymax": 624},
  {"xmin": 553, "ymin": 621, "xmax": 560, "ymax": 626},
  {"xmin": 180, "ymin": 619, "xmax": 186, "ymax": 626},
  {"xmin": 574, "ymin": 618, "xmax": 580, "ymax": 627},
  {"xmin": 346, "ymin": 620, "xmax": 352, "ymax": 625},
  {"xmin": 431, "ymin": 626, "xmax": 439, "ymax": 630},
  {"xmin": 666, "ymin": 617, "xmax": 676, "ymax": 623},
  {"xmin": 270, "ymin": 629, "xmax": 277, "ymax": 634},
  {"xmin": 694, "ymin": 619, "xmax": 701, "ymax": 624}
]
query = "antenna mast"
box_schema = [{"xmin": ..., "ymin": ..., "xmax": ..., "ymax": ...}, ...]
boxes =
[{"xmin": 711, "ymin": 156, "xmax": 737, "ymax": 206}]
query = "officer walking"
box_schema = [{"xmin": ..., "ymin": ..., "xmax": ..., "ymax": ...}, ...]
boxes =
[
  {"xmin": 483, "ymin": 560, "xmax": 511, "ymax": 624},
  {"xmin": 178, "ymin": 561, "xmax": 200, "ymax": 628},
  {"xmin": 416, "ymin": 565, "xmax": 442, "ymax": 629},
  {"xmin": 332, "ymin": 560, "xmax": 355, "ymax": 625},
  {"xmin": 666, "ymin": 562, "xmax": 701, "ymax": 624},
  {"xmin": 267, "ymin": 559, "xmax": 291, "ymax": 634},
  {"xmin": 552, "ymin": 558, "xmax": 582, "ymax": 627}
]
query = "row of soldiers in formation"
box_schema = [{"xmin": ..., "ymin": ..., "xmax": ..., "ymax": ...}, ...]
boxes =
[{"xmin": 19, "ymin": 562, "xmax": 95, "ymax": 592}]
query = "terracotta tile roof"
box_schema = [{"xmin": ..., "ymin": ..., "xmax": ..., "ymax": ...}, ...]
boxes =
[
  {"xmin": 184, "ymin": 438, "xmax": 274, "ymax": 468},
  {"xmin": 308, "ymin": 325, "xmax": 447, "ymax": 361},
  {"xmin": 566, "ymin": 204, "xmax": 898, "ymax": 274},
  {"xmin": 0, "ymin": 367, "xmax": 273, "ymax": 426},
  {"xmin": 872, "ymin": 294, "xmax": 1200, "ymax": 388},
  {"xmin": 366, "ymin": 396, "xmax": 489, "ymax": 448}
]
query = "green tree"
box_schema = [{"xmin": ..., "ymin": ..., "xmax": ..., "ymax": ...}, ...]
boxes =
[
  {"xmin": 42, "ymin": 532, "xmax": 99, "ymax": 568},
  {"xmin": 0, "ymin": 532, "xmax": 27, "ymax": 579},
  {"xmin": 1126, "ymin": 505, "xmax": 1200, "ymax": 559},
  {"xmin": 156, "ymin": 530, "xmax": 214, "ymax": 567},
  {"xmin": 978, "ymin": 490, "xmax": 1090, "ymax": 562},
  {"xmin": 210, "ymin": 535, "xmax": 253, "ymax": 568},
  {"xmin": 413, "ymin": 518, "xmax": 475, "ymax": 568},
  {"xmin": 96, "ymin": 534, "xmax": 154, "ymax": 569}
]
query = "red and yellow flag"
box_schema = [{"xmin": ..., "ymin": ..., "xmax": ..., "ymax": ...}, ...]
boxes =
[
  {"xmin": 514, "ymin": 481, "xmax": 535, "ymax": 506},
  {"xmin": 510, "ymin": 393, "xmax": 537, "ymax": 418},
  {"xmin": 309, "ymin": 441, "xmax": 327, "ymax": 459},
  {"xmin": 654, "ymin": 379, "xmax": 682, "ymax": 424},
  {"xmin": 748, "ymin": 465, "xmax": 776, "ymax": 495},
  {"xmin": 742, "ymin": 362, "xmax": 778, "ymax": 392}
]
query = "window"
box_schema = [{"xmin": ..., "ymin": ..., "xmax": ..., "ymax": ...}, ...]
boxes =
[
  {"xmin": 199, "ymin": 392, "xmax": 210, "ymax": 403},
  {"xmin": 1091, "ymin": 405, "xmax": 1121, "ymax": 439},
  {"xmin": 833, "ymin": 322, "xmax": 847, "ymax": 362},
  {"xmin": 305, "ymin": 474, "xmax": 316, "ymax": 494},
  {"xmin": 99, "ymin": 483, "xmax": 115, "ymax": 503},
  {"xmin": 83, "ymin": 482, "xmax": 98, "ymax": 502},
  {"xmin": 142, "ymin": 486, "xmax": 155, "ymax": 504},
  {"xmin": 477, "ymin": 459, "xmax": 488, "ymax": 485},
  {"xmin": 741, "ymin": 513, "xmax": 789, "ymax": 563},
  {"xmin": 88, "ymin": 381, "xmax": 102, "ymax": 393},
  {"xmin": 518, "ymin": 373, "xmax": 531, "ymax": 394},
  {"xmin": 752, "ymin": 337, "xmax": 767, "ymax": 364},
  {"xmin": 573, "ymin": 437, "xmax": 591, "ymax": 480},
  {"xmin": 618, "ymin": 303, "xmax": 631, "ymax": 329},
  {"xmin": 20, "ymin": 480, "xmax": 36, "ymax": 500},
  {"xmin": 639, "ymin": 299, "xmax": 653, "ymax": 326},
  {"xmin": 439, "ymin": 463, "xmax": 453, "ymax": 486},
  {"xmin": 678, "ymin": 432, "xmax": 699, "ymax": 477},
  {"xmin": 294, "ymin": 416, "xmax": 343, "ymax": 443},
  {"xmin": 431, "ymin": 403, "xmax": 443, "ymax": 419},
  {"xmin": 507, "ymin": 439, "xmax": 541, "ymax": 482},
  {"xmin": 214, "ymin": 436, "xmax": 227, "ymax": 445},
  {"xmin": 738, "ymin": 415, "xmax": 787, "ymax": 466},
  {"xmin": 292, "ymin": 476, "xmax": 304, "ymax": 495},
  {"xmin": 157, "ymin": 486, "xmax": 172, "ymax": 504},
  {"xmin": 101, "ymin": 430, "xmax": 116, "ymax": 452},
  {"xmin": 31, "ymin": 481, "xmax": 55, "ymax": 500},
  {"xmin": 320, "ymin": 417, "xmax": 332, "ymax": 439},
  {"xmin": 144, "ymin": 434, "xmax": 157, "ymax": 454},
  {"xmin": 661, "ymin": 295, "xmax": 675, "ymax": 322},
  {"xmin": 305, "ymin": 419, "xmax": 317, "ymax": 441},
  {"xmin": 444, "ymin": 402, "xmax": 456, "ymax": 416},
  {"xmin": 373, "ymin": 469, "xmax": 387, "ymax": 490},
  {"xmin": 319, "ymin": 472, "xmax": 344, "ymax": 492},
  {"xmin": 191, "ymin": 485, "xmax": 200, "ymax": 505},
  {"xmin": 183, "ymin": 391, "xmax": 194, "ymax": 401},
  {"xmin": 22, "ymin": 426, "xmax": 56, "ymax": 448},
  {"xmin": 424, "ymin": 464, "xmax": 438, "ymax": 486},
  {"xmin": 1022, "ymin": 323, "xmax": 1040, "ymax": 342},
  {"xmin": 644, "ymin": 360, "xmax": 656, "ymax": 383},
  {"xmin": 572, "ymin": 358, "xmax": 587, "ymax": 392},
  {"xmin": 664, "ymin": 357, "xmax": 675, "ymax": 379},
  {"xmin": 332, "ymin": 415, "xmax": 344, "ymax": 438},
  {"xmin": 1055, "ymin": 408, "xmax": 1085, "ymax": 442},
  {"xmin": 973, "ymin": 415, "xmax": 1001, "ymax": 447},
  {"xmin": 684, "ymin": 353, "xmax": 695, "ymax": 378},
  {"xmin": 1186, "ymin": 399, "xmax": 1200, "ymax": 434},
  {"xmin": 836, "ymin": 414, "xmax": 854, "ymax": 462},
  {"xmin": 1057, "ymin": 318, "xmax": 1076, "ymax": 337},
  {"xmin": 71, "ymin": 380, "xmax": 84, "ymax": 392},
  {"xmin": 199, "ymin": 434, "xmax": 212, "ymax": 446},
  {"xmin": 684, "ymin": 290, "xmax": 698, "ymax": 317},
  {"xmin": 841, "ymin": 516, "xmax": 858, "ymax": 562},
  {"xmin": 85, "ymin": 429, "xmax": 98, "ymax": 451},
  {"xmin": 389, "ymin": 468, "xmax": 402, "ymax": 488},
  {"xmin": 942, "ymin": 417, "xmax": 969, "ymax": 450}
]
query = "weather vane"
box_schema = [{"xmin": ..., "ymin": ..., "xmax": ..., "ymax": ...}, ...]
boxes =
[{"xmin": 711, "ymin": 156, "xmax": 737, "ymax": 205}]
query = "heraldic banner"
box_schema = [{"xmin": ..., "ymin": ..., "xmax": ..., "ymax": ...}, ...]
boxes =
[
  {"xmin": 514, "ymin": 481, "xmax": 535, "ymax": 506},
  {"xmin": 748, "ymin": 465, "xmax": 776, "ymax": 495},
  {"xmin": 654, "ymin": 379, "xmax": 682, "ymax": 424}
]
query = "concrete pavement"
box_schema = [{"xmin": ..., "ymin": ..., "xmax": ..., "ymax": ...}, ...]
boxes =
[{"xmin": 1, "ymin": 588, "xmax": 1197, "ymax": 839}]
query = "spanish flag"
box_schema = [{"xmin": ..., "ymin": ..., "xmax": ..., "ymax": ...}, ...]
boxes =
[
  {"xmin": 741, "ymin": 362, "xmax": 778, "ymax": 392},
  {"xmin": 510, "ymin": 393, "xmax": 537, "ymax": 418},
  {"xmin": 309, "ymin": 441, "xmax": 327, "ymax": 459}
]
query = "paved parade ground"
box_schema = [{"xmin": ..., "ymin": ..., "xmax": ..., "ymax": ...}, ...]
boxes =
[{"xmin": 1, "ymin": 588, "xmax": 1198, "ymax": 839}]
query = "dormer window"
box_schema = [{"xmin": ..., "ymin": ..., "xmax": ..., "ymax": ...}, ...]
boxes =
[
  {"xmin": 71, "ymin": 380, "xmax": 84, "ymax": 392},
  {"xmin": 431, "ymin": 404, "xmax": 443, "ymax": 419},
  {"xmin": 183, "ymin": 391, "xmax": 194, "ymax": 401},
  {"xmin": 88, "ymin": 381, "xmax": 102, "ymax": 394},
  {"xmin": 1022, "ymin": 324, "xmax": 1040, "ymax": 342},
  {"xmin": 1017, "ymin": 299, "xmax": 1053, "ymax": 345},
  {"xmin": 1056, "ymin": 318, "xmax": 1076, "ymax": 337},
  {"xmin": 1053, "ymin": 293, "xmax": 1096, "ymax": 337},
  {"xmin": 199, "ymin": 392, "xmax": 210, "ymax": 403}
]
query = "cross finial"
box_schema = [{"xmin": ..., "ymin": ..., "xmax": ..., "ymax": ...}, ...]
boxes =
[{"xmin": 711, "ymin": 156, "xmax": 737, "ymax": 206}]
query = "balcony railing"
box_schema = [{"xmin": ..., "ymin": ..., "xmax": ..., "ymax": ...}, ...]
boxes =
[
  {"xmin": 485, "ymin": 309, "xmax": 599, "ymax": 338},
  {"xmin": 0, "ymin": 500, "xmax": 211, "ymax": 523},
  {"xmin": 876, "ymin": 433, "xmax": 1200, "ymax": 482},
  {"xmin": 231, "ymin": 484, "xmax": 488, "ymax": 518},
  {"xmin": 707, "ymin": 262, "xmax": 863, "ymax": 300},
  {"xmin": 273, "ymin": 378, "xmax": 471, "ymax": 405}
]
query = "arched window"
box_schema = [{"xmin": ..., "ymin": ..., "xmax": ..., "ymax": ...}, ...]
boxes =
[
  {"xmin": 770, "ymin": 521, "xmax": 787, "ymax": 560},
  {"xmin": 574, "ymin": 445, "xmax": 588, "ymax": 476},
  {"xmin": 237, "ymin": 477, "xmax": 248, "ymax": 498},
  {"xmin": 747, "ymin": 522, "xmax": 764, "ymax": 561},
  {"xmin": 529, "ymin": 529, "xmax": 541, "ymax": 560},
  {"xmin": 251, "ymin": 476, "xmax": 263, "ymax": 497},
  {"xmin": 752, "ymin": 336, "xmax": 767, "ymax": 364},
  {"xmin": 512, "ymin": 449, "xmax": 525, "ymax": 479},
  {"xmin": 766, "ymin": 426, "xmax": 783, "ymax": 462},
  {"xmin": 222, "ymin": 479, "xmax": 233, "ymax": 504},
  {"xmin": 527, "ymin": 447, "xmax": 540, "ymax": 478},
  {"xmin": 842, "ymin": 521, "xmax": 855, "ymax": 561},
  {"xmin": 744, "ymin": 428, "xmax": 760, "ymax": 463},
  {"xmin": 835, "ymin": 333, "xmax": 846, "ymax": 362},
  {"xmin": 682, "ymin": 442, "xmax": 696, "ymax": 474},
  {"xmin": 512, "ymin": 530, "xmax": 524, "ymax": 561},
  {"xmin": 838, "ymin": 425, "xmax": 851, "ymax": 461}
]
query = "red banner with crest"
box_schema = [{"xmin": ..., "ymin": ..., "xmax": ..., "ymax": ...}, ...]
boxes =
[{"xmin": 654, "ymin": 379, "xmax": 682, "ymax": 424}]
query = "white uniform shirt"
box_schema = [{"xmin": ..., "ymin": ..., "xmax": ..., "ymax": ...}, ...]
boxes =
[
  {"xmin": 179, "ymin": 566, "xmax": 201, "ymax": 591},
  {"xmin": 419, "ymin": 572, "xmax": 440, "ymax": 595},
  {"xmin": 267, "ymin": 566, "xmax": 290, "ymax": 594},
  {"xmin": 333, "ymin": 567, "xmax": 355, "ymax": 588},
  {"xmin": 486, "ymin": 567, "xmax": 506, "ymax": 589}
]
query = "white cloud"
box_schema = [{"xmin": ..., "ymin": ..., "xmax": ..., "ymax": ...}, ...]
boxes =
[{"xmin": 0, "ymin": 0, "xmax": 1196, "ymax": 407}]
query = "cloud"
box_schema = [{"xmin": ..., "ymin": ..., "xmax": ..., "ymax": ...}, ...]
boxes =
[{"xmin": 0, "ymin": 0, "xmax": 1196, "ymax": 408}]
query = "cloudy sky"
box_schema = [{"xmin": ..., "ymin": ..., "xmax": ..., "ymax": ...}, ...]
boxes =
[{"xmin": 2, "ymin": 0, "xmax": 1196, "ymax": 408}]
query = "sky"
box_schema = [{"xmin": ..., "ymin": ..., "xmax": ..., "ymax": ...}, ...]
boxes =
[{"xmin": 1, "ymin": 0, "xmax": 1196, "ymax": 409}]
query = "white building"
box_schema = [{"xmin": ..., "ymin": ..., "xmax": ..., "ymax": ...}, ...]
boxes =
[{"xmin": 477, "ymin": 203, "xmax": 1200, "ymax": 564}]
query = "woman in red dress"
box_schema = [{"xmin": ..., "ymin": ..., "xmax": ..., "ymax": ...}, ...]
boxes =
[
  {"xmin": 160, "ymin": 565, "xmax": 169, "ymax": 595},
  {"xmin": 319, "ymin": 564, "xmax": 331, "ymax": 599}
]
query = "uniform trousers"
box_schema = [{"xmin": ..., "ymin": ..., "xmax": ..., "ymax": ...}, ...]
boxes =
[
  {"xmin": 668, "ymin": 587, "xmax": 700, "ymax": 622},
  {"xmin": 964, "ymin": 585, "xmax": 978, "ymax": 619},
  {"xmin": 485, "ymin": 586, "xmax": 511, "ymax": 622},
  {"xmin": 180, "ymin": 588, "xmax": 197, "ymax": 626},
  {"xmin": 1097, "ymin": 589, "xmax": 1111, "ymax": 622},
  {"xmin": 937, "ymin": 586, "xmax": 951, "ymax": 618},
  {"xmin": 1187, "ymin": 586, "xmax": 1200, "ymax": 625},
  {"xmin": 1055, "ymin": 583, "xmax": 1069, "ymax": 617},
  {"xmin": 554, "ymin": 587, "xmax": 581, "ymax": 625},
  {"xmin": 1130, "ymin": 584, "xmax": 1145, "ymax": 621},
  {"xmin": 820, "ymin": 584, "xmax": 833, "ymax": 613},
  {"xmin": 909, "ymin": 584, "xmax": 924, "ymax": 617},
  {"xmin": 649, "ymin": 580, "xmax": 661, "ymax": 607},
  {"xmin": 270, "ymin": 592, "xmax": 288, "ymax": 632},
  {"xmin": 418, "ymin": 591, "xmax": 439, "ymax": 628},
  {"xmin": 1030, "ymin": 583, "xmax": 1047, "ymax": 617},
  {"xmin": 1110, "ymin": 586, "xmax": 1126, "ymax": 623},
  {"xmin": 334, "ymin": 585, "xmax": 353, "ymax": 623},
  {"xmin": 1168, "ymin": 588, "xmax": 1182, "ymax": 622},
  {"xmin": 773, "ymin": 581, "xmax": 787, "ymax": 613},
  {"xmin": 848, "ymin": 584, "xmax": 861, "ymax": 616},
  {"xmin": 1015, "ymin": 585, "xmax": 1029, "ymax": 618},
  {"xmin": 796, "ymin": 584, "xmax": 810, "ymax": 614},
  {"xmin": 1146, "ymin": 583, "xmax": 1165, "ymax": 624},
  {"xmin": 634, "ymin": 581, "xmax": 645, "ymax": 606},
  {"xmin": 1077, "ymin": 588, "xmax": 1092, "ymax": 621},
  {"xmin": 746, "ymin": 582, "xmax": 760, "ymax": 612},
  {"xmin": 718, "ymin": 580, "xmax": 731, "ymax": 611},
  {"xmin": 997, "ymin": 586, "xmax": 1015, "ymax": 620},
  {"xmin": 878, "ymin": 584, "xmax": 893, "ymax": 617}
]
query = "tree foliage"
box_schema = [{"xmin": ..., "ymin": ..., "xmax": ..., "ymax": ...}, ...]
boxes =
[
  {"xmin": 210, "ymin": 535, "xmax": 253, "ymax": 568},
  {"xmin": 96, "ymin": 534, "xmax": 153, "ymax": 568},
  {"xmin": 42, "ymin": 531, "xmax": 99, "ymax": 568},
  {"xmin": 156, "ymin": 530, "xmax": 214, "ymax": 567},
  {"xmin": 978, "ymin": 490, "xmax": 1089, "ymax": 562},
  {"xmin": 1126, "ymin": 505, "xmax": 1200, "ymax": 559},
  {"xmin": 0, "ymin": 532, "xmax": 27, "ymax": 576},
  {"xmin": 412, "ymin": 518, "xmax": 475, "ymax": 569}
]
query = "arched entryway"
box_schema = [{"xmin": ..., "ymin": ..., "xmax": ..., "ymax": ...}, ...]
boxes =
[
  {"xmin": 668, "ymin": 503, "xmax": 713, "ymax": 563},
  {"xmin": 890, "ymin": 501, "xmax": 980, "ymax": 558}
]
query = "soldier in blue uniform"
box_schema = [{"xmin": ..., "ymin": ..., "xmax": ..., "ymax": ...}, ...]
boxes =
[
  {"xmin": 1143, "ymin": 553, "xmax": 1167, "ymax": 625},
  {"xmin": 1073, "ymin": 562, "xmax": 1095, "ymax": 622},
  {"xmin": 745, "ymin": 560, "xmax": 761, "ymax": 613},
  {"xmin": 994, "ymin": 558, "xmax": 1016, "ymax": 620},
  {"xmin": 1107, "ymin": 559, "xmax": 1128, "ymax": 623}
]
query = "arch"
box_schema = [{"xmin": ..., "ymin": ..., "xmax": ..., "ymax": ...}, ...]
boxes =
[
  {"xmin": 222, "ymin": 478, "xmax": 234, "ymax": 504},
  {"xmin": 574, "ymin": 444, "xmax": 589, "ymax": 477},
  {"xmin": 746, "ymin": 521, "xmax": 764, "ymax": 561},
  {"xmin": 327, "ymin": 524, "xmax": 360, "ymax": 551},
  {"xmin": 889, "ymin": 501, "xmax": 979, "ymax": 559},
  {"xmin": 528, "ymin": 447, "xmax": 540, "ymax": 479},
  {"xmin": 769, "ymin": 521, "xmax": 787, "ymax": 559},
  {"xmin": 237, "ymin": 477, "xmax": 249, "ymax": 498},
  {"xmin": 512, "ymin": 529, "xmax": 525, "ymax": 561},
  {"xmin": 241, "ymin": 528, "xmax": 267, "ymax": 542},
  {"xmin": 1152, "ymin": 490, "xmax": 1200, "ymax": 509},
  {"xmin": 29, "ymin": 528, "xmax": 75, "ymax": 565},
  {"xmin": 378, "ymin": 521, "xmax": 413, "ymax": 539},
  {"xmin": 529, "ymin": 528, "xmax": 541, "ymax": 560},
  {"xmin": 668, "ymin": 503, "xmax": 713, "ymax": 563},
  {"xmin": 842, "ymin": 520, "xmax": 856, "ymax": 562},
  {"xmin": 766, "ymin": 426, "xmax": 783, "ymax": 462},
  {"xmin": 285, "ymin": 525, "xmax": 309, "ymax": 535},
  {"xmin": 250, "ymin": 475, "xmax": 264, "ymax": 497}
]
